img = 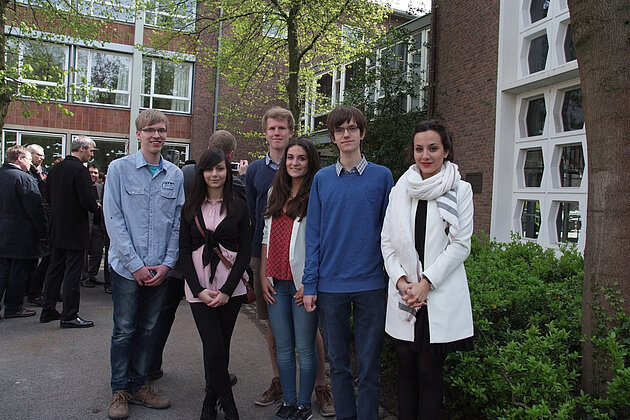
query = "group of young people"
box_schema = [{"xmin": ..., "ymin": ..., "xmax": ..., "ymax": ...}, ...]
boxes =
[{"xmin": 104, "ymin": 104, "xmax": 475, "ymax": 420}]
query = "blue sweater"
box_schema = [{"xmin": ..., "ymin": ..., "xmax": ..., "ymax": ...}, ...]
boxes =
[
  {"xmin": 245, "ymin": 157, "xmax": 277, "ymax": 257},
  {"xmin": 302, "ymin": 163, "xmax": 394, "ymax": 295}
]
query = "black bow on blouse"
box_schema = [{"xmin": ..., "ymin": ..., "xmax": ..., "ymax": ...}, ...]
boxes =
[{"xmin": 201, "ymin": 229, "xmax": 222, "ymax": 284}]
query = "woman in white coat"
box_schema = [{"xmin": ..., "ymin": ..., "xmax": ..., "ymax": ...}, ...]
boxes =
[
  {"xmin": 259, "ymin": 137, "xmax": 322, "ymax": 420},
  {"xmin": 381, "ymin": 121, "xmax": 474, "ymax": 420}
]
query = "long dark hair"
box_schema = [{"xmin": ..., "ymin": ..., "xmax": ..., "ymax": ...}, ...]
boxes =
[
  {"xmin": 265, "ymin": 137, "xmax": 320, "ymax": 220},
  {"xmin": 182, "ymin": 148, "xmax": 234, "ymax": 223}
]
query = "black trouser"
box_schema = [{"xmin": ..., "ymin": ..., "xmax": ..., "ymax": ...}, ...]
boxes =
[
  {"xmin": 190, "ymin": 298, "xmax": 242, "ymax": 404},
  {"xmin": 42, "ymin": 248, "xmax": 85, "ymax": 321},
  {"xmin": 27, "ymin": 255, "xmax": 50, "ymax": 299},
  {"xmin": 82, "ymin": 223, "xmax": 105, "ymax": 282},
  {"xmin": 394, "ymin": 343, "xmax": 446, "ymax": 420},
  {"xmin": 148, "ymin": 275, "xmax": 185, "ymax": 376}
]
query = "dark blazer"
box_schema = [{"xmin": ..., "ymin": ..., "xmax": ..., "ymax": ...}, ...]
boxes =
[
  {"xmin": 46, "ymin": 155, "xmax": 99, "ymax": 250},
  {"xmin": 0, "ymin": 163, "xmax": 47, "ymax": 258}
]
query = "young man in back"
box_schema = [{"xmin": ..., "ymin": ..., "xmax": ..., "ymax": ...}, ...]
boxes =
[{"xmin": 303, "ymin": 105, "xmax": 394, "ymax": 420}]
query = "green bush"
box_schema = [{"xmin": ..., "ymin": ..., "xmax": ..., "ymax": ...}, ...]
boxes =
[{"xmin": 379, "ymin": 233, "xmax": 630, "ymax": 419}]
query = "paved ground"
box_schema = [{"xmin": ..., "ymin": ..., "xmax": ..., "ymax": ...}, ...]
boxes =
[{"xmin": 0, "ymin": 271, "xmax": 397, "ymax": 420}]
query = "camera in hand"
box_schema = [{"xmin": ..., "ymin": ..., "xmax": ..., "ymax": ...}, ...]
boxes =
[{"xmin": 230, "ymin": 162, "xmax": 240, "ymax": 171}]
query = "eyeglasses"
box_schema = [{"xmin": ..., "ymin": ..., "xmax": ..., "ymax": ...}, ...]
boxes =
[
  {"xmin": 334, "ymin": 126, "xmax": 359, "ymax": 135},
  {"xmin": 141, "ymin": 128, "xmax": 168, "ymax": 134}
]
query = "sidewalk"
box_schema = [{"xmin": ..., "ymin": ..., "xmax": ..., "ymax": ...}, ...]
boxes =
[{"xmin": 0, "ymin": 273, "xmax": 397, "ymax": 419}]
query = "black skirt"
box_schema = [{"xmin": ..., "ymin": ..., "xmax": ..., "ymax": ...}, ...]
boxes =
[{"xmin": 390, "ymin": 305, "xmax": 474, "ymax": 355}]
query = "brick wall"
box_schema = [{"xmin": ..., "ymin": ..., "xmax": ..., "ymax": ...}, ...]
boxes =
[
  {"xmin": 6, "ymin": 101, "xmax": 191, "ymax": 140},
  {"xmin": 432, "ymin": 1, "xmax": 500, "ymax": 235}
]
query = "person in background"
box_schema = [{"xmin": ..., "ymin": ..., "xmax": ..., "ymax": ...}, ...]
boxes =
[
  {"xmin": 179, "ymin": 148, "xmax": 251, "ymax": 420},
  {"xmin": 80, "ymin": 164, "xmax": 105, "ymax": 288},
  {"xmin": 40, "ymin": 136, "xmax": 99, "ymax": 328},
  {"xmin": 0, "ymin": 145, "xmax": 46, "ymax": 320},
  {"xmin": 381, "ymin": 120, "xmax": 474, "ymax": 420}
]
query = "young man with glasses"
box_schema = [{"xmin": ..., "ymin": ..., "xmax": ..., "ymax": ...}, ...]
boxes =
[
  {"xmin": 104, "ymin": 109, "xmax": 184, "ymax": 420},
  {"xmin": 303, "ymin": 105, "xmax": 394, "ymax": 420}
]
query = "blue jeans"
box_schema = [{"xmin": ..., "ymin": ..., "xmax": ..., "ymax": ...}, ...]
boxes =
[
  {"xmin": 267, "ymin": 280, "xmax": 319, "ymax": 407},
  {"xmin": 318, "ymin": 289, "xmax": 386, "ymax": 420},
  {"xmin": 110, "ymin": 269, "xmax": 167, "ymax": 393}
]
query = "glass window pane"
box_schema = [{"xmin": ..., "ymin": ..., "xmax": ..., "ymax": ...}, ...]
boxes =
[
  {"xmin": 20, "ymin": 133, "xmax": 64, "ymax": 170},
  {"xmin": 141, "ymin": 58, "xmax": 191, "ymax": 112},
  {"xmin": 162, "ymin": 143, "xmax": 188, "ymax": 167},
  {"xmin": 528, "ymin": 34, "xmax": 549, "ymax": 74},
  {"xmin": 524, "ymin": 148, "xmax": 544, "ymax": 187},
  {"xmin": 559, "ymin": 144, "xmax": 584, "ymax": 187},
  {"xmin": 2, "ymin": 131, "xmax": 18, "ymax": 162},
  {"xmin": 561, "ymin": 88, "xmax": 584, "ymax": 131},
  {"xmin": 564, "ymin": 24, "xmax": 576, "ymax": 62},
  {"xmin": 556, "ymin": 201, "xmax": 580, "ymax": 243},
  {"xmin": 526, "ymin": 97, "xmax": 546, "ymax": 136},
  {"xmin": 530, "ymin": 0, "xmax": 550, "ymax": 24},
  {"xmin": 521, "ymin": 200, "xmax": 541, "ymax": 239},
  {"xmin": 23, "ymin": 42, "xmax": 66, "ymax": 83},
  {"xmin": 91, "ymin": 138, "xmax": 127, "ymax": 173}
]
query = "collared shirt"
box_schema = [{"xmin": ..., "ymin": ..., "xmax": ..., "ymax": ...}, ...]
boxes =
[
  {"xmin": 335, "ymin": 155, "xmax": 368, "ymax": 176},
  {"xmin": 104, "ymin": 151, "xmax": 185, "ymax": 280},
  {"xmin": 265, "ymin": 152, "xmax": 281, "ymax": 171}
]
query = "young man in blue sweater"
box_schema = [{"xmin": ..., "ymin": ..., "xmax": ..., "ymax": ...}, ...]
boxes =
[{"xmin": 303, "ymin": 105, "xmax": 394, "ymax": 420}]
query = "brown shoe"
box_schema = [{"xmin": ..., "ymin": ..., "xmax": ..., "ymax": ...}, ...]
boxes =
[
  {"xmin": 129, "ymin": 385, "xmax": 170, "ymax": 409},
  {"xmin": 108, "ymin": 390, "xmax": 130, "ymax": 420},
  {"xmin": 4, "ymin": 308, "xmax": 36, "ymax": 318},
  {"xmin": 254, "ymin": 376, "xmax": 282, "ymax": 406},
  {"xmin": 315, "ymin": 384, "xmax": 335, "ymax": 417}
]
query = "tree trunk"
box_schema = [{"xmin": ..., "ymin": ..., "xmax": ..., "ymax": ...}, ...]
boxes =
[{"xmin": 567, "ymin": 0, "xmax": 630, "ymax": 395}]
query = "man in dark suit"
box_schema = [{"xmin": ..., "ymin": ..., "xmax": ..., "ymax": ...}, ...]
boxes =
[
  {"xmin": 0, "ymin": 145, "xmax": 47, "ymax": 319},
  {"xmin": 40, "ymin": 136, "xmax": 99, "ymax": 328},
  {"xmin": 80, "ymin": 164, "xmax": 105, "ymax": 288}
]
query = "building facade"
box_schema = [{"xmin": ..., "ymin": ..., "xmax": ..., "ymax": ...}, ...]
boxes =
[{"xmin": 431, "ymin": 0, "xmax": 585, "ymax": 252}]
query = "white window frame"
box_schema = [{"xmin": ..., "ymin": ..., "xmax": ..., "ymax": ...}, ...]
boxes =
[
  {"xmin": 1, "ymin": 129, "xmax": 66, "ymax": 166},
  {"xmin": 141, "ymin": 57, "xmax": 193, "ymax": 114},
  {"xmin": 6, "ymin": 38, "xmax": 70, "ymax": 101},
  {"xmin": 74, "ymin": 48, "xmax": 132, "ymax": 108},
  {"xmin": 145, "ymin": 0, "xmax": 196, "ymax": 32}
]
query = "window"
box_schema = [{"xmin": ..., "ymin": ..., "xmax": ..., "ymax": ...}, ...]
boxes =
[
  {"xmin": 529, "ymin": 0, "xmax": 550, "ymax": 24},
  {"xmin": 528, "ymin": 33, "xmax": 549, "ymax": 73},
  {"xmin": 563, "ymin": 24, "xmax": 576, "ymax": 62},
  {"xmin": 521, "ymin": 200, "xmax": 541, "ymax": 239},
  {"xmin": 2, "ymin": 130, "xmax": 65, "ymax": 169},
  {"xmin": 72, "ymin": 135, "xmax": 127, "ymax": 173},
  {"xmin": 561, "ymin": 88, "xmax": 583, "ymax": 131},
  {"xmin": 145, "ymin": 0, "xmax": 196, "ymax": 31},
  {"xmin": 5, "ymin": 38, "xmax": 69, "ymax": 100},
  {"xmin": 141, "ymin": 57, "xmax": 192, "ymax": 113},
  {"xmin": 559, "ymin": 144, "xmax": 584, "ymax": 187},
  {"xmin": 526, "ymin": 97, "xmax": 546, "ymax": 136},
  {"xmin": 162, "ymin": 142, "xmax": 189, "ymax": 167},
  {"xmin": 524, "ymin": 148, "xmax": 544, "ymax": 187},
  {"xmin": 556, "ymin": 201, "xmax": 580, "ymax": 243},
  {"xmin": 75, "ymin": 49, "xmax": 131, "ymax": 107},
  {"xmin": 263, "ymin": 14, "xmax": 287, "ymax": 39},
  {"xmin": 79, "ymin": 0, "xmax": 134, "ymax": 22}
]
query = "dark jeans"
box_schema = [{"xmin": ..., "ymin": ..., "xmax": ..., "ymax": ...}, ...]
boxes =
[
  {"xmin": 148, "ymin": 274, "xmax": 184, "ymax": 377},
  {"xmin": 42, "ymin": 248, "xmax": 85, "ymax": 321},
  {"xmin": 110, "ymin": 269, "xmax": 167, "ymax": 393},
  {"xmin": 318, "ymin": 289, "xmax": 386, "ymax": 420},
  {"xmin": 190, "ymin": 298, "xmax": 242, "ymax": 404},
  {"xmin": 0, "ymin": 258, "xmax": 35, "ymax": 313}
]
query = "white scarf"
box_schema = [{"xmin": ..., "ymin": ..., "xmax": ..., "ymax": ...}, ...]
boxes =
[{"xmin": 388, "ymin": 161, "xmax": 461, "ymax": 322}]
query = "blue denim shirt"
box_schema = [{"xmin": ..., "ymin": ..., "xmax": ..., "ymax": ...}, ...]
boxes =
[{"xmin": 104, "ymin": 151, "xmax": 185, "ymax": 280}]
